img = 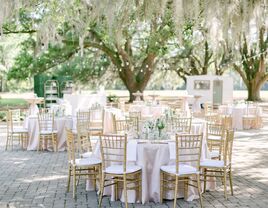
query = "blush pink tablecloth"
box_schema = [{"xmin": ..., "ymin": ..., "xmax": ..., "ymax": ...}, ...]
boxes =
[
  {"xmin": 24, "ymin": 116, "xmax": 73, "ymax": 151},
  {"xmin": 90, "ymin": 118, "xmax": 215, "ymax": 204}
]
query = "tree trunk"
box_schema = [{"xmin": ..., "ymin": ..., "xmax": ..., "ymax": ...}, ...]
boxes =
[
  {"xmin": 247, "ymin": 81, "xmax": 261, "ymax": 101},
  {"xmin": 127, "ymin": 84, "xmax": 146, "ymax": 102}
]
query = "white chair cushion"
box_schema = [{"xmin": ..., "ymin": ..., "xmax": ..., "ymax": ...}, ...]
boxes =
[
  {"xmin": 243, "ymin": 115, "xmax": 257, "ymax": 119},
  {"xmin": 200, "ymin": 159, "xmax": 225, "ymax": 168},
  {"xmin": 210, "ymin": 150, "xmax": 220, "ymax": 158},
  {"xmin": 71, "ymin": 157, "xmax": 101, "ymax": 167},
  {"xmin": 81, "ymin": 151, "xmax": 93, "ymax": 158},
  {"xmin": 40, "ymin": 130, "xmax": 57, "ymax": 135},
  {"xmin": 72, "ymin": 129, "xmax": 77, "ymax": 134},
  {"xmin": 207, "ymin": 135, "xmax": 221, "ymax": 141},
  {"xmin": 160, "ymin": 164, "xmax": 198, "ymax": 176},
  {"xmin": 88, "ymin": 127, "xmax": 103, "ymax": 131},
  {"xmin": 11, "ymin": 127, "xmax": 28, "ymax": 133},
  {"xmin": 105, "ymin": 165, "xmax": 141, "ymax": 174}
]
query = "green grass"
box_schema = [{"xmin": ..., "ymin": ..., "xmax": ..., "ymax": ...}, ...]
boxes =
[{"xmin": 0, "ymin": 98, "xmax": 28, "ymax": 108}]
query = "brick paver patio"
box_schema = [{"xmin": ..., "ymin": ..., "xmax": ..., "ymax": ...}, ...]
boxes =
[{"xmin": 0, "ymin": 125, "xmax": 268, "ymax": 208}]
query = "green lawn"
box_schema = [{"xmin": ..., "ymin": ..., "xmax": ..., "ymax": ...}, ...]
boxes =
[{"xmin": 0, "ymin": 98, "xmax": 28, "ymax": 109}]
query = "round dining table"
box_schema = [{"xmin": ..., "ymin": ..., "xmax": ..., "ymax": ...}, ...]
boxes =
[
  {"xmin": 24, "ymin": 115, "xmax": 73, "ymax": 151},
  {"xmin": 90, "ymin": 118, "xmax": 215, "ymax": 204},
  {"xmin": 219, "ymin": 104, "xmax": 262, "ymax": 130}
]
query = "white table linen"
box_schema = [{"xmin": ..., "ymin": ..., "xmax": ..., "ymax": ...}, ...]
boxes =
[
  {"xmin": 219, "ymin": 104, "xmax": 262, "ymax": 130},
  {"xmin": 129, "ymin": 104, "xmax": 168, "ymax": 118},
  {"xmin": 24, "ymin": 115, "xmax": 73, "ymax": 151},
  {"xmin": 63, "ymin": 94, "xmax": 106, "ymax": 116},
  {"xmin": 91, "ymin": 119, "xmax": 214, "ymax": 204}
]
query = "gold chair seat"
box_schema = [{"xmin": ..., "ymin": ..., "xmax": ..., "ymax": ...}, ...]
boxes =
[
  {"xmin": 81, "ymin": 151, "xmax": 93, "ymax": 158},
  {"xmin": 71, "ymin": 157, "xmax": 101, "ymax": 167},
  {"xmin": 207, "ymin": 135, "xmax": 221, "ymax": 141},
  {"xmin": 105, "ymin": 165, "xmax": 141, "ymax": 174},
  {"xmin": 40, "ymin": 129, "xmax": 57, "ymax": 134},
  {"xmin": 209, "ymin": 150, "xmax": 220, "ymax": 158},
  {"xmin": 200, "ymin": 159, "xmax": 225, "ymax": 168},
  {"xmin": 10, "ymin": 127, "xmax": 28, "ymax": 133},
  {"xmin": 160, "ymin": 164, "xmax": 198, "ymax": 176}
]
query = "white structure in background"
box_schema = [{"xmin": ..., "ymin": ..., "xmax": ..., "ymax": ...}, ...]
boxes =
[{"xmin": 186, "ymin": 75, "xmax": 233, "ymax": 107}]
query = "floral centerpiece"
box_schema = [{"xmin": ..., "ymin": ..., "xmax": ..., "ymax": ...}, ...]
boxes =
[
  {"xmin": 156, "ymin": 118, "xmax": 165, "ymax": 137},
  {"xmin": 142, "ymin": 117, "xmax": 167, "ymax": 140}
]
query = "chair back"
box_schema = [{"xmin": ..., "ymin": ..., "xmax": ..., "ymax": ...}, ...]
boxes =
[
  {"xmin": 206, "ymin": 122, "xmax": 225, "ymax": 154},
  {"xmin": 76, "ymin": 111, "xmax": 91, "ymax": 152},
  {"xmin": 221, "ymin": 115, "xmax": 232, "ymax": 130},
  {"xmin": 76, "ymin": 111, "xmax": 90, "ymax": 132},
  {"xmin": 205, "ymin": 114, "xmax": 220, "ymax": 124},
  {"xmin": 100, "ymin": 134, "xmax": 127, "ymax": 171},
  {"xmin": 38, "ymin": 112, "xmax": 55, "ymax": 132},
  {"xmin": 90, "ymin": 108, "xmax": 104, "ymax": 122},
  {"xmin": 223, "ymin": 130, "xmax": 234, "ymax": 166},
  {"xmin": 129, "ymin": 111, "xmax": 141, "ymax": 119},
  {"xmin": 65, "ymin": 128, "xmax": 76, "ymax": 164},
  {"xmin": 112, "ymin": 114, "xmax": 129, "ymax": 134},
  {"xmin": 175, "ymin": 133, "xmax": 203, "ymax": 174},
  {"xmin": 204, "ymin": 102, "xmax": 214, "ymax": 115},
  {"xmin": 126, "ymin": 115, "xmax": 139, "ymax": 133},
  {"xmin": 6, "ymin": 111, "xmax": 14, "ymax": 133},
  {"xmin": 171, "ymin": 117, "xmax": 192, "ymax": 133}
]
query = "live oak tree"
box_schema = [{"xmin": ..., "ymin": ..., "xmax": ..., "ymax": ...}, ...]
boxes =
[
  {"xmin": 233, "ymin": 27, "xmax": 268, "ymax": 101},
  {"xmin": 3, "ymin": 1, "xmax": 175, "ymax": 102},
  {"xmin": 1, "ymin": 0, "xmax": 268, "ymax": 100}
]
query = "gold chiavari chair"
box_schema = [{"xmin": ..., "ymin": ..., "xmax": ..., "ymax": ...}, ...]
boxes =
[
  {"xmin": 242, "ymin": 103, "xmax": 259, "ymax": 129},
  {"xmin": 129, "ymin": 111, "xmax": 141, "ymax": 120},
  {"xmin": 125, "ymin": 116, "xmax": 139, "ymax": 133},
  {"xmin": 206, "ymin": 123, "xmax": 225, "ymax": 159},
  {"xmin": 76, "ymin": 111, "xmax": 92, "ymax": 158},
  {"xmin": 204, "ymin": 102, "xmax": 217, "ymax": 115},
  {"xmin": 205, "ymin": 113, "xmax": 221, "ymax": 124},
  {"xmin": 89, "ymin": 108, "xmax": 104, "ymax": 136},
  {"xmin": 6, "ymin": 110, "xmax": 28, "ymax": 150},
  {"xmin": 65, "ymin": 128, "xmax": 101, "ymax": 198},
  {"xmin": 171, "ymin": 117, "xmax": 192, "ymax": 133},
  {"xmin": 112, "ymin": 114, "xmax": 129, "ymax": 134},
  {"xmin": 220, "ymin": 115, "xmax": 233, "ymax": 130},
  {"xmin": 126, "ymin": 111, "xmax": 140, "ymax": 133},
  {"xmin": 37, "ymin": 112, "xmax": 57, "ymax": 151},
  {"xmin": 160, "ymin": 134, "xmax": 203, "ymax": 208},
  {"xmin": 201, "ymin": 130, "xmax": 234, "ymax": 199},
  {"xmin": 98, "ymin": 134, "xmax": 142, "ymax": 208}
]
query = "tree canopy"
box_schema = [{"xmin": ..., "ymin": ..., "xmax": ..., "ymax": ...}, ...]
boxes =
[{"xmin": 1, "ymin": 0, "xmax": 268, "ymax": 101}]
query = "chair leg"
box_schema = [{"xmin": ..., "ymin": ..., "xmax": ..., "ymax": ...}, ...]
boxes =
[
  {"xmin": 184, "ymin": 177, "xmax": 188, "ymax": 200},
  {"xmin": 92, "ymin": 168, "xmax": 96, "ymax": 191},
  {"xmin": 98, "ymin": 173, "xmax": 105, "ymax": 208},
  {"xmin": 160, "ymin": 171, "xmax": 164, "ymax": 203},
  {"xmin": 123, "ymin": 174, "xmax": 128, "ymax": 208},
  {"xmin": 11, "ymin": 134, "xmax": 14, "ymax": 150},
  {"xmin": 67, "ymin": 166, "xmax": 71, "ymax": 192},
  {"xmin": 139, "ymin": 171, "xmax": 142, "ymax": 203},
  {"xmin": 203, "ymin": 168, "xmax": 207, "ymax": 193},
  {"xmin": 5, "ymin": 135, "xmax": 10, "ymax": 150},
  {"xmin": 197, "ymin": 174, "xmax": 203, "ymax": 208},
  {"xmin": 114, "ymin": 177, "xmax": 118, "ymax": 200},
  {"xmin": 223, "ymin": 169, "xmax": 227, "ymax": 199},
  {"xmin": 229, "ymin": 169, "xmax": 234, "ymax": 196},
  {"xmin": 73, "ymin": 168, "xmax": 76, "ymax": 199},
  {"xmin": 173, "ymin": 176, "xmax": 178, "ymax": 208}
]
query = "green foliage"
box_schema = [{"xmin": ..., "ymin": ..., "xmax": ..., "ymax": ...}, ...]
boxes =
[
  {"xmin": 0, "ymin": 98, "xmax": 27, "ymax": 108},
  {"xmin": 107, "ymin": 94, "xmax": 119, "ymax": 103}
]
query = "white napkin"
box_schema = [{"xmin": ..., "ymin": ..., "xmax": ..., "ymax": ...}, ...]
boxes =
[
  {"xmin": 168, "ymin": 141, "xmax": 176, "ymax": 160},
  {"xmin": 127, "ymin": 140, "xmax": 137, "ymax": 162}
]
